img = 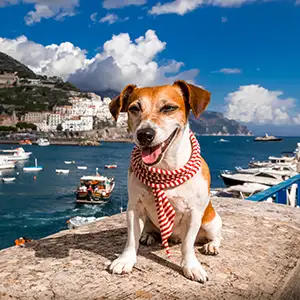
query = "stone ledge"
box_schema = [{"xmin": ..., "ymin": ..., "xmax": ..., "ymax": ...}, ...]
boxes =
[{"xmin": 0, "ymin": 198, "xmax": 300, "ymax": 300}]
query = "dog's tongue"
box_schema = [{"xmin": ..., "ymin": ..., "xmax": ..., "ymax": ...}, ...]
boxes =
[{"xmin": 141, "ymin": 144, "xmax": 162, "ymax": 165}]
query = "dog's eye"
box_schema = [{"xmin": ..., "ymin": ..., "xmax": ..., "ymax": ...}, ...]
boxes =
[
  {"xmin": 160, "ymin": 105, "xmax": 178, "ymax": 113},
  {"xmin": 128, "ymin": 105, "xmax": 140, "ymax": 113}
]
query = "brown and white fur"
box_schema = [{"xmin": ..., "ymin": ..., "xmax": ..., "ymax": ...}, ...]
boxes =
[{"xmin": 108, "ymin": 80, "xmax": 222, "ymax": 283}]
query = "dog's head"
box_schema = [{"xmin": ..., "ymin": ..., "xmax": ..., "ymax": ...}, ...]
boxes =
[{"xmin": 109, "ymin": 80, "xmax": 210, "ymax": 166}]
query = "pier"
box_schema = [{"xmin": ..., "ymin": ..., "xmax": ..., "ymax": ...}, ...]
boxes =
[{"xmin": 0, "ymin": 197, "xmax": 300, "ymax": 300}]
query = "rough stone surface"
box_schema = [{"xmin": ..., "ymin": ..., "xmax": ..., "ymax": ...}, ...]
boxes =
[{"xmin": 0, "ymin": 198, "xmax": 300, "ymax": 300}]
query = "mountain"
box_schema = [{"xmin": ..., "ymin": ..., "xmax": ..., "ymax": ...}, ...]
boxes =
[
  {"xmin": 0, "ymin": 52, "xmax": 37, "ymax": 79},
  {"xmin": 189, "ymin": 112, "xmax": 251, "ymax": 135}
]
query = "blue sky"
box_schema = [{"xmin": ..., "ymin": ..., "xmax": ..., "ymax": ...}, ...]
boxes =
[{"xmin": 0, "ymin": 0, "xmax": 299, "ymax": 135}]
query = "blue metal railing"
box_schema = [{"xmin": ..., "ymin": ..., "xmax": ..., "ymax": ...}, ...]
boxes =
[{"xmin": 246, "ymin": 174, "xmax": 300, "ymax": 206}]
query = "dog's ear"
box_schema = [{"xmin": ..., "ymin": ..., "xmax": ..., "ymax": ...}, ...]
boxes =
[
  {"xmin": 109, "ymin": 84, "xmax": 137, "ymax": 121},
  {"xmin": 173, "ymin": 80, "xmax": 210, "ymax": 118}
]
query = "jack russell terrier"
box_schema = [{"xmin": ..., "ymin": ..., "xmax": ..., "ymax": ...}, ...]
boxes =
[{"xmin": 108, "ymin": 80, "xmax": 222, "ymax": 283}]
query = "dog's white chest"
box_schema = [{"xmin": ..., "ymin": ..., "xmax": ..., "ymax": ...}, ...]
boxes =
[{"xmin": 129, "ymin": 171, "xmax": 209, "ymax": 236}]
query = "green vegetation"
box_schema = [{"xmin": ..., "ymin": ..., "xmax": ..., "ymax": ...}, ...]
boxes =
[
  {"xmin": 0, "ymin": 86, "xmax": 71, "ymax": 116},
  {"xmin": 0, "ymin": 126, "xmax": 17, "ymax": 132},
  {"xmin": 16, "ymin": 122, "xmax": 37, "ymax": 130}
]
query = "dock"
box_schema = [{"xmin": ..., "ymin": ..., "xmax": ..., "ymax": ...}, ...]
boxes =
[{"xmin": 0, "ymin": 197, "xmax": 300, "ymax": 300}]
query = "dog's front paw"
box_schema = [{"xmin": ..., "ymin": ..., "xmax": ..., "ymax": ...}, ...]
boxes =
[
  {"xmin": 200, "ymin": 241, "xmax": 220, "ymax": 256},
  {"xmin": 182, "ymin": 258, "xmax": 208, "ymax": 283},
  {"xmin": 109, "ymin": 254, "xmax": 136, "ymax": 274}
]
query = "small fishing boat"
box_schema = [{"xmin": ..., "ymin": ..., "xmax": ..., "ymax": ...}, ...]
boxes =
[
  {"xmin": 77, "ymin": 166, "xmax": 87, "ymax": 170},
  {"xmin": 2, "ymin": 177, "xmax": 16, "ymax": 183},
  {"xmin": 37, "ymin": 138, "xmax": 50, "ymax": 146},
  {"xmin": 64, "ymin": 161, "xmax": 74, "ymax": 164},
  {"xmin": 56, "ymin": 169, "xmax": 70, "ymax": 174},
  {"xmin": 66, "ymin": 216, "xmax": 108, "ymax": 229},
  {"xmin": 23, "ymin": 158, "xmax": 43, "ymax": 172},
  {"xmin": 105, "ymin": 164, "xmax": 117, "ymax": 169},
  {"xmin": 75, "ymin": 173, "xmax": 115, "ymax": 204}
]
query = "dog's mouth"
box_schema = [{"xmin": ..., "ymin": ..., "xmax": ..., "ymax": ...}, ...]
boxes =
[{"xmin": 141, "ymin": 128, "xmax": 179, "ymax": 166}]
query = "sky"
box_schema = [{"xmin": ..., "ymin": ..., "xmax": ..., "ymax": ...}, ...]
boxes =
[{"xmin": 0, "ymin": 0, "xmax": 299, "ymax": 135}]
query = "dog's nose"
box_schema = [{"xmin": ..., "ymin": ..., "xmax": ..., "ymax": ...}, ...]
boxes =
[{"xmin": 137, "ymin": 128, "xmax": 155, "ymax": 146}]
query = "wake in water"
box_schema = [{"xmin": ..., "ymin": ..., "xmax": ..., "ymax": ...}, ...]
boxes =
[{"xmin": 214, "ymin": 138, "xmax": 230, "ymax": 143}]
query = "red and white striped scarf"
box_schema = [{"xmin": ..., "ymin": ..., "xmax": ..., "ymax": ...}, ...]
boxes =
[{"xmin": 131, "ymin": 130, "xmax": 202, "ymax": 258}]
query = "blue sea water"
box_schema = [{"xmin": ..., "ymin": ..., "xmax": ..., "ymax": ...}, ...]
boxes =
[{"xmin": 0, "ymin": 136, "xmax": 299, "ymax": 250}]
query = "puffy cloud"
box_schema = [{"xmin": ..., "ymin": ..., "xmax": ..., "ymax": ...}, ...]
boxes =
[
  {"xmin": 103, "ymin": 0, "xmax": 146, "ymax": 9},
  {"xmin": 225, "ymin": 85, "xmax": 298, "ymax": 125},
  {"xmin": 0, "ymin": 30, "xmax": 199, "ymax": 92},
  {"xmin": 149, "ymin": 0, "xmax": 272, "ymax": 15},
  {"xmin": 0, "ymin": 0, "xmax": 79, "ymax": 25},
  {"xmin": 99, "ymin": 13, "xmax": 118, "ymax": 24},
  {"xmin": 213, "ymin": 68, "xmax": 242, "ymax": 74}
]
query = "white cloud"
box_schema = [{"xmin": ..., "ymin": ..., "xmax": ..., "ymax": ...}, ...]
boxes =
[
  {"xmin": 296, "ymin": 0, "xmax": 300, "ymax": 5},
  {"xmin": 149, "ymin": 0, "xmax": 268, "ymax": 15},
  {"xmin": 213, "ymin": 68, "xmax": 242, "ymax": 74},
  {"xmin": 0, "ymin": 30, "xmax": 198, "ymax": 92},
  {"xmin": 103, "ymin": 0, "xmax": 146, "ymax": 9},
  {"xmin": 221, "ymin": 16, "xmax": 227, "ymax": 23},
  {"xmin": 225, "ymin": 85, "xmax": 298, "ymax": 125},
  {"xmin": 90, "ymin": 12, "xmax": 98, "ymax": 22},
  {"xmin": 0, "ymin": 0, "xmax": 79, "ymax": 25},
  {"xmin": 99, "ymin": 13, "xmax": 118, "ymax": 24}
]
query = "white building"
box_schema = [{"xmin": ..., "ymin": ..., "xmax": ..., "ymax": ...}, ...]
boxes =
[
  {"xmin": 62, "ymin": 116, "xmax": 93, "ymax": 132},
  {"xmin": 22, "ymin": 112, "xmax": 50, "ymax": 124},
  {"xmin": 48, "ymin": 113, "xmax": 62, "ymax": 130}
]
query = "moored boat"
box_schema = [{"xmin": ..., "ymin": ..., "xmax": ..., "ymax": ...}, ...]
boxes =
[
  {"xmin": 0, "ymin": 147, "xmax": 31, "ymax": 161},
  {"xmin": 23, "ymin": 158, "xmax": 43, "ymax": 172},
  {"xmin": 66, "ymin": 216, "xmax": 108, "ymax": 229},
  {"xmin": 56, "ymin": 169, "xmax": 70, "ymax": 174},
  {"xmin": 37, "ymin": 138, "xmax": 50, "ymax": 146},
  {"xmin": 75, "ymin": 174, "xmax": 115, "ymax": 204},
  {"xmin": 19, "ymin": 139, "xmax": 32, "ymax": 145},
  {"xmin": 105, "ymin": 164, "xmax": 117, "ymax": 169},
  {"xmin": 0, "ymin": 158, "xmax": 15, "ymax": 170},
  {"xmin": 2, "ymin": 177, "xmax": 16, "ymax": 183}
]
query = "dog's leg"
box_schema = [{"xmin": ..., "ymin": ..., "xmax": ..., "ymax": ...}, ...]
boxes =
[
  {"xmin": 109, "ymin": 201, "xmax": 145, "ymax": 274},
  {"xmin": 200, "ymin": 212, "xmax": 222, "ymax": 255},
  {"xmin": 181, "ymin": 209, "xmax": 208, "ymax": 283},
  {"xmin": 140, "ymin": 217, "xmax": 160, "ymax": 246}
]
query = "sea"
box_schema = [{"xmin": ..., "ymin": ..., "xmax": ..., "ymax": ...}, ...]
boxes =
[{"xmin": 0, "ymin": 136, "xmax": 299, "ymax": 250}]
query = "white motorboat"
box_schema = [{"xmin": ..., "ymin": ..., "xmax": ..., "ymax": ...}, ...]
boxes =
[
  {"xmin": 66, "ymin": 216, "xmax": 108, "ymax": 229},
  {"xmin": 56, "ymin": 169, "xmax": 70, "ymax": 174},
  {"xmin": 2, "ymin": 177, "xmax": 16, "ymax": 183},
  {"xmin": 77, "ymin": 166, "xmax": 87, "ymax": 170},
  {"xmin": 0, "ymin": 147, "xmax": 31, "ymax": 161},
  {"xmin": 64, "ymin": 161, "xmax": 75, "ymax": 164},
  {"xmin": 223, "ymin": 183, "xmax": 269, "ymax": 199},
  {"xmin": 37, "ymin": 138, "xmax": 50, "ymax": 146},
  {"xmin": 23, "ymin": 158, "xmax": 43, "ymax": 172},
  {"xmin": 0, "ymin": 158, "xmax": 15, "ymax": 170},
  {"xmin": 220, "ymin": 171, "xmax": 283, "ymax": 187}
]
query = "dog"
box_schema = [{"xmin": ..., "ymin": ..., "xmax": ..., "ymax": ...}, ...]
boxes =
[{"xmin": 108, "ymin": 80, "xmax": 222, "ymax": 283}]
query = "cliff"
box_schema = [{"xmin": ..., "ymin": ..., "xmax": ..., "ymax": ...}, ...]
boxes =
[{"xmin": 0, "ymin": 198, "xmax": 299, "ymax": 300}]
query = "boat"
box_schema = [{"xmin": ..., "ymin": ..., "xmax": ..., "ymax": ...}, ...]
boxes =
[
  {"xmin": 0, "ymin": 158, "xmax": 15, "ymax": 170},
  {"xmin": 220, "ymin": 170, "xmax": 283, "ymax": 187},
  {"xmin": 77, "ymin": 166, "xmax": 87, "ymax": 170},
  {"xmin": 23, "ymin": 158, "xmax": 43, "ymax": 172},
  {"xmin": 254, "ymin": 133, "xmax": 282, "ymax": 142},
  {"xmin": 2, "ymin": 177, "xmax": 16, "ymax": 183},
  {"xmin": 19, "ymin": 139, "xmax": 32, "ymax": 145},
  {"xmin": 75, "ymin": 174, "xmax": 115, "ymax": 204},
  {"xmin": 37, "ymin": 138, "xmax": 50, "ymax": 146},
  {"xmin": 215, "ymin": 138, "xmax": 229, "ymax": 143},
  {"xmin": 0, "ymin": 147, "xmax": 31, "ymax": 161},
  {"xmin": 56, "ymin": 169, "xmax": 70, "ymax": 174},
  {"xmin": 66, "ymin": 216, "xmax": 108, "ymax": 229},
  {"xmin": 105, "ymin": 164, "xmax": 117, "ymax": 169},
  {"xmin": 64, "ymin": 161, "xmax": 75, "ymax": 164},
  {"xmin": 223, "ymin": 183, "xmax": 269, "ymax": 199}
]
